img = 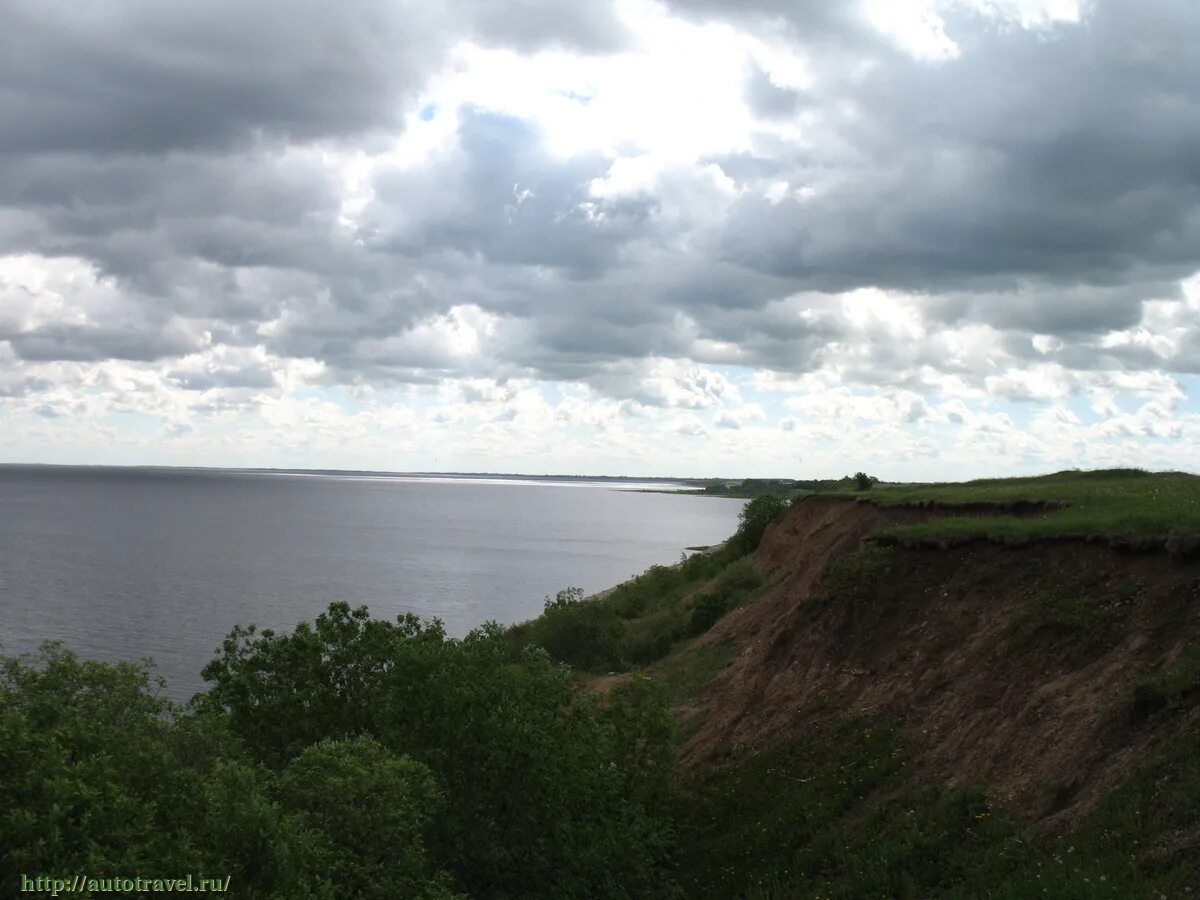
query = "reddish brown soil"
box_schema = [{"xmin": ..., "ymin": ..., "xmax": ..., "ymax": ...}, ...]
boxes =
[{"xmin": 679, "ymin": 496, "xmax": 1200, "ymax": 827}]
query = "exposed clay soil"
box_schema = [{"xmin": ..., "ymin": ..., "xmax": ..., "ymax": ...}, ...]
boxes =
[{"xmin": 679, "ymin": 497, "xmax": 1200, "ymax": 828}]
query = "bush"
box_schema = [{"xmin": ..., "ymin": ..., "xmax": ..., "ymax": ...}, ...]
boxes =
[
  {"xmin": 276, "ymin": 737, "xmax": 460, "ymax": 899},
  {"xmin": 1, "ymin": 606, "xmax": 683, "ymax": 899},
  {"xmin": 525, "ymin": 593, "xmax": 625, "ymax": 671},
  {"xmin": 853, "ymin": 471, "xmax": 878, "ymax": 491},
  {"xmin": 734, "ymin": 494, "xmax": 789, "ymax": 554},
  {"xmin": 624, "ymin": 609, "xmax": 687, "ymax": 665},
  {"xmin": 0, "ymin": 645, "xmax": 385, "ymax": 899},
  {"xmin": 689, "ymin": 591, "xmax": 728, "ymax": 635},
  {"xmin": 200, "ymin": 603, "xmax": 676, "ymax": 899},
  {"xmin": 712, "ymin": 556, "xmax": 762, "ymax": 595}
]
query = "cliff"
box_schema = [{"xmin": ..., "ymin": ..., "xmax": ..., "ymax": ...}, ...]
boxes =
[{"xmin": 660, "ymin": 489, "xmax": 1200, "ymax": 895}]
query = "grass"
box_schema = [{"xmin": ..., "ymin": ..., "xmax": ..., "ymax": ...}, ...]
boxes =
[
  {"xmin": 651, "ymin": 637, "xmax": 738, "ymax": 708},
  {"xmin": 674, "ymin": 715, "xmax": 1200, "ymax": 898},
  {"xmin": 687, "ymin": 557, "xmax": 764, "ymax": 635},
  {"xmin": 1130, "ymin": 644, "xmax": 1200, "ymax": 722},
  {"xmin": 507, "ymin": 540, "xmax": 769, "ymax": 673},
  {"xmin": 675, "ymin": 715, "xmax": 908, "ymax": 898},
  {"xmin": 863, "ymin": 469, "xmax": 1200, "ymax": 545},
  {"xmin": 810, "ymin": 545, "xmax": 898, "ymax": 613}
]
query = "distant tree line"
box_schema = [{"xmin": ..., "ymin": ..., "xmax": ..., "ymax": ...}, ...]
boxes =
[{"xmin": 699, "ymin": 473, "xmax": 880, "ymax": 497}]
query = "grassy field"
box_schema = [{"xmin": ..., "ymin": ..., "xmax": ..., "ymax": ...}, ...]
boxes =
[{"xmin": 859, "ymin": 468, "xmax": 1200, "ymax": 544}]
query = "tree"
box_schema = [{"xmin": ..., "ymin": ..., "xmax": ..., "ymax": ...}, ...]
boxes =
[
  {"xmin": 4, "ymin": 602, "xmax": 681, "ymax": 900},
  {"xmin": 0, "ymin": 645, "xmax": 329, "ymax": 899},
  {"xmin": 200, "ymin": 605, "xmax": 677, "ymax": 898},
  {"xmin": 853, "ymin": 472, "xmax": 878, "ymax": 491},
  {"xmin": 276, "ymin": 737, "xmax": 461, "ymax": 899},
  {"xmin": 734, "ymin": 494, "xmax": 789, "ymax": 553}
]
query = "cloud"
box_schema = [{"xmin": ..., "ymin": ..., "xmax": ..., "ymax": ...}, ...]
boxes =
[
  {"xmin": 0, "ymin": 0, "xmax": 1198, "ymax": 476},
  {"xmin": 712, "ymin": 0, "xmax": 1200, "ymax": 300},
  {"xmin": 0, "ymin": 0, "xmax": 628, "ymax": 156},
  {"xmin": 0, "ymin": 1, "xmax": 441, "ymax": 155}
]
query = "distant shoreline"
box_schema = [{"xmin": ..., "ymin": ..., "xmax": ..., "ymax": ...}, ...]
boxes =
[{"xmin": 0, "ymin": 461, "xmax": 701, "ymax": 485}]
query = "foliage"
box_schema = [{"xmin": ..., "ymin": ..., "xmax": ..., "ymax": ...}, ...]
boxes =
[
  {"xmin": 544, "ymin": 585, "xmax": 585, "ymax": 611},
  {"xmin": 275, "ymin": 737, "xmax": 460, "ymax": 899},
  {"xmin": 689, "ymin": 591, "xmax": 729, "ymax": 635},
  {"xmin": 600, "ymin": 676, "xmax": 676, "ymax": 807},
  {"xmin": 0, "ymin": 644, "xmax": 382, "ymax": 899},
  {"xmin": 688, "ymin": 558, "xmax": 763, "ymax": 635},
  {"xmin": 3, "ymin": 602, "xmax": 679, "ymax": 900},
  {"xmin": 198, "ymin": 603, "xmax": 423, "ymax": 765},
  {"xmin": 733, "ymin": 494, "xmax": 789, "ymax": 554},
  {"xmin": 509, "ymin": 542, "xmax": 763, "ymax": 672},
  {"xmin": 676, "ymin": 716, "xmax": 907, "ymax": 897},
  {"xmin": 651, "ymin": 638, "xmax": 737, "ymax": 708},
  {"xmin": 200, "ymin": 603, "xmax": 677, "ymax": 898},
  {"xmin": 697, "ymin": 479, "xmax": 801, "ymax": 499},
  {"xmin": 852, "ymin": 471, "xmax": 877, "ymax": 491},
  {"xmin": 530, "ymin": 587, "xmax": 626, "ymax": 670},
  {"xmin": 676, "ymin": 714, "xmax": 1200, "ymax": 899}
]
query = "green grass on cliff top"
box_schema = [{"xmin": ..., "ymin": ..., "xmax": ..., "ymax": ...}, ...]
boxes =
[{"xmin": 861, "ymin": 468, "xmax": 1200, "ymax": 542}]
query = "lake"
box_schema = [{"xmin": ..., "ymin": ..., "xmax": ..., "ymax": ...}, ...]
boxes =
[{"xmin": 0, "ymin": 465, "xmax": 744, "ymax": 700}]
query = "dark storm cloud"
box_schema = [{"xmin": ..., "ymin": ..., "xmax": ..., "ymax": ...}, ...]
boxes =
[
  {"xmin": 0, "ymin": 1, "xmax": 442, "ymax": 155},
  {"xmin": 715, "ymin": 0, "xmax": 1200, "ymax": 320},
  {"xmin": 166, "ymin": 367, "xmax": 277, "ymax": 391},
  {"xmin": 459, "ymin": 0, "xmax": 627, "ymax": 52},
  {"xmin": 3, "ymin": 321, "xmax": 202, "ymax": 363},
  {"xmin": 0, "ymin": 151, "xmax": 346, "ymax": 291},
  {"xmin": 0, "ymin": 0, "xmax": 625, "ymax": 156},
  {"xmin": 925, "ymin": 280, "xmax": 1183, "ymax": 338}
]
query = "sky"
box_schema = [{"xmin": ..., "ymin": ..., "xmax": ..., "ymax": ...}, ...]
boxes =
[{"xmin": 1, "ymin": 0, "xmax": 1198, "ymax": 479}]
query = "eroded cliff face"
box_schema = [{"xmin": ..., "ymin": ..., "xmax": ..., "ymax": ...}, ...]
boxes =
[{"xmin": 680, "ymin": 496, "xmax": 1200, "ymax": 827}]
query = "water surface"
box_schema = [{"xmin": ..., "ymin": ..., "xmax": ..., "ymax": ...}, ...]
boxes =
[{"xmin": 0, "ymin": 465, "xmax": 743, "ymax": 700}]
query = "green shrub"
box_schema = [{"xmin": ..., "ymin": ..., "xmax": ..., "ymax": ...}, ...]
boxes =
[
  {"xmin": 712, "ymin": 556, "xmax": 762, "ymax": 595},
  {"xmin": 853, "ymin": 471, "xmax": 878, "ymax": 491},
  {"xmin": 527, "ymin": 597, "xmax": 625, "ymax": 671},
  {"xmin": 624, "ymin": 609, "xmax": 687, "ymax": 666},
  {"xmin": 200, "ymin": 604, "xmax": 676, "ymax": 899},
  {"xmin": 811, "ymin": 545, "xmax": 897, "ymax": 612},
  {"xmin": 0, "ymin": 645, "xmax": 362, "ymax": 899},
  {"xmin": 275, "ymin": 737, "xmax": 460, "ymax": 899},
  {"xmin": 734, "ymin": 495, "xmax": 789, "ymax": 554},
  {"xmin": 689, "ymin": 591, "xmax": 728, "ymax": 635}
]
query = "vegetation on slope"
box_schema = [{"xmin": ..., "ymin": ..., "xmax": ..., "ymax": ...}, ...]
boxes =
[
  {"xmin": 505, "ymin": 493, "xmax": 784, "ymax": 672},
  {"xmin": 680, "ymin": 712, "xmax": 1200, "ymax": 899},
  {"xmin": 669, "ymin": 472, "xmax": 1200, "ymax": 897},
  {"xmin": 674, "ymin": 535, "xmax": 1200, "ymax": 897}
]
